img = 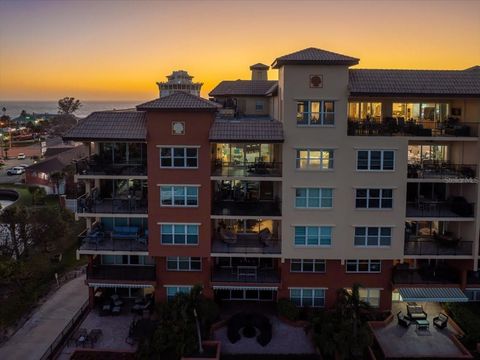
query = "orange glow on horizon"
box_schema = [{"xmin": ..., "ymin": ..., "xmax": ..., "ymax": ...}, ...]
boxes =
[{"xmin": 0, "ymin": 0, "xmax": 479, "ymax": 101}]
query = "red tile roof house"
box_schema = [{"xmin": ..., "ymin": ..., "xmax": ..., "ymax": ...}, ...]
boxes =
[{"xmin": 25, "ymin": 144, "xmax": 88, "ymax": 195}]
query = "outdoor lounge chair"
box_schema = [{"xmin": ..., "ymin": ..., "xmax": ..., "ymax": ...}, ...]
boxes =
[
  {"xmin": 397, "ymin": 311, "xmax": 411, "ymax": 328},
  {"xmin": 433, "ymin": 313, "xmax": 448, "ymax": 329},
  {"xmin": 407, "ymin": 305, "xmax": 427, "ymax": 321}
]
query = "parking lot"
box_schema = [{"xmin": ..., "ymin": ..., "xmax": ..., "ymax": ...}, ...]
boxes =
[{"xmin": 0, "ymin": 157, "xmax": 35, "ymax": 184}]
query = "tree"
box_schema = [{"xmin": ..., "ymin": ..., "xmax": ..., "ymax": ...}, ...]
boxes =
[
  {"xmin": 30, "ymin": 207, "xmax": 69, "ymax": 252},
  {"xmin": 0, "ymin": 207, "xmax": 22, "ymax": 259},
  {"xmin": 28, "ymin": 186, "xmax": 46, "ymax": 206},
  {"xmin": 20, "ymin": 110, "xmax": 27, "ymax": 117},
  {"xmin": 57, "ymin": 97, "xmax": 81, "ymax": 115}
]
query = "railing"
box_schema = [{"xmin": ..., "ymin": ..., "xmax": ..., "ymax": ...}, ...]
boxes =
[
  {"xmin": 211, "ymin": 267, "xmax": 281, "ymax": 283},
  {"xmin": 75, "ymin": 158, "xmax": 147, "ymax": 176},
  {"xmin": 404, "ymin": 238, "xmax": 473, "ymax": 256},
  {"xmin": 393, "ymin": 267, "xmax": 460, "ymax": 284},
  {"xmin": 211, "ymin": 161, "xmax": 282, "ymax": 177},
  {"xmin": 77, "ymin": 196, "xmax": 148, "ymax": 214},
  {"xmin": 211, "ymin": 236, "xmax": 281, "ymax": 254},
  {"xmin": 406, "ymin": 200, "xmax": 475, "ymax": 218},
  {"xmin": 348, "ymin": 119, "xmax": 479, "ymax": 137},
  {"xmin": 407, "ymin": 163, "xmax": 477, "ymax": 180},
  {"xmin": 39, "ymin": 299, "xmax": 90, "ymax": 360},
  {"xmin": 211, "ymin": 200, "xmax": 282, "ymax": 217},
  {"xmin": 78, "ymin": 231, "xmax": 148, "ymax": 252},
  {"xmin": 87, "ymin": 265, "xmax": 156, "ymax": 281}
]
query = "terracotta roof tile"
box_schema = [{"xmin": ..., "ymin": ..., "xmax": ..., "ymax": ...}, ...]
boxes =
[
  {"xmin": 209, "ymin": 118, "xmax": 284, "ymax": 142},
  {"xmin": 272, "ymin": 47, "xmax": 359, "ymax": 68},
  {"xmin": 209, "ymin": 80, "xmax": 277, "ymax": 96},
  {"xmin": 349, "ymin": 69, "xmax": 480, "ymax": 97},
  {"xmin": 136, "ymin": 92, "xmax": 220, "ymax": 110},
  {"xmin": 63, "ymin": 111, "xmax": 146, "ymax": 141}
]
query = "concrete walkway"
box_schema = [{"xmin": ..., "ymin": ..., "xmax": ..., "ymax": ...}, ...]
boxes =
[{"xmin": 0, "ymin": 274, "xmax": 88, "ymax": 360}]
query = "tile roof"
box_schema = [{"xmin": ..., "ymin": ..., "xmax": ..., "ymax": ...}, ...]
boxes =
[
  {"xmin": 27, "ymin": 144, "xmax": 88, "ymax": 173},
  {"xmin": 349, "ymin": 69, "xmax": 480, "ymax": 97},
  {"xmin": 250, "ymin": 63, "xmax": 270, "ymax": 70},
  {"xmin": 209, "ymin": 80, "xmax": 277, "ymax": 96},
  {"xmin": 209, "ymin": 118, "xmax": 284, "ymax": 142},
  {"xmin": 62, "ymin": 111, "xmax": 146, "ymax": 141},
  {"xmin": 136, "ymin": 91, "xmax": 220, "ymax": 111},
  {"xmin": 272, "ymin": 47, "xmax": 359, "ymax": 68}
]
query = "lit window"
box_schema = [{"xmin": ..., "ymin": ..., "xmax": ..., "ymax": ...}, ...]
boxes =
[
  {"xmin": 296, "ymin": 149, "xmax": 334, "ymax": 170},
  {"xmin": 296, "ymin": 100, "xmax": 335, "ymax": 126}
]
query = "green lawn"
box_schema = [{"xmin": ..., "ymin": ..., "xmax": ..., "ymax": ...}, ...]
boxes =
[{"xmin": 0, "ymin": 186, "xmax": 87, "ymax": 330}]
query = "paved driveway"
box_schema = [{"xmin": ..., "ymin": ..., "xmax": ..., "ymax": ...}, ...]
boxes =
[{"xmin": 0, "ymin": 274, "xmax": 88, "ymax": 360}]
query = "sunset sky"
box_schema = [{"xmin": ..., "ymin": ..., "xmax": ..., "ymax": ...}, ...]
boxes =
[{"xmin": 0, "ymin": 0, "xmax": 479, "ymax": 101}]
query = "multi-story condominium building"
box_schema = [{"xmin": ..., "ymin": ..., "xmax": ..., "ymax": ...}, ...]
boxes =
[{"xmin": 64, "ymin": 47, "xmax": 480, "ymax": 310}]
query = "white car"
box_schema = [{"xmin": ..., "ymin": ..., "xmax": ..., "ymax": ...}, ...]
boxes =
[
  {"xmin": 7, "ymin": 167, "xmax": 25, "ymax": 176},
  {"xmin": 18, "ymin": 164, "xmax": 30, "ymax": 169},
  {"xmin": 17, "ymin": 153, "xmax": 26, "ymax": 160}
]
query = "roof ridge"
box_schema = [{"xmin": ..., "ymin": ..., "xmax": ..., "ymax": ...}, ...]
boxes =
[{"xmin": 351, "ymin": 68, "xmax": 473, "ymax": 72}]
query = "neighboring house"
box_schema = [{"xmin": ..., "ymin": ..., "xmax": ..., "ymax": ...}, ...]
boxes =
[
  {"xmin": 63, "ymin": 48, "xmax": 480, "ymax": 311},
  {"xmin": 25, "ymin": 144, "xmax": 88, "ymax": 195}
]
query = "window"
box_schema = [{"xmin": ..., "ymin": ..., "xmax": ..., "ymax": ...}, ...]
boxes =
[
  {"xmin": 290, "ymin": 259, "xmax": 326, "ymax": 273},
  {"xmin": 255, "ymin": 100, "xmax": 264, "ymax": 111},
  {"xmin": 346, "ymin": 260, "xmax": 381, "ymax": 273},
  {"xmin": 359, "ymin": 288, "xmax": 381, "ymax": 307},
  {"xmin": 160, "ymin": 186, "xmax": 198, "ymax": 206},
  {"xmin": 290, "ymin": 288, "xmax": 325, "ymax": 307},
  {"xmin": 166, "ymin": 257, "xmax": 201, "ymax": 271},
  {"xmin": 160, "ymin": 147, "xmax": 198, "ymax": 168},
  {"xmin": 354, "ymin": 227, "xmax": 392, "ymax": 247},
  {"xmin": 348, "ymin": 102, "xmax": 382, "ymax": 121},
  {"xmin": 294, "ymin": 226, "xmax": 332, "ymax": 246},
  {"xmin": 357, "ymin": 150, "xmax": 395, "ymax": 171},
  {"xmin": 296, "ymin": 100, "xmax": 335, "ymax": 126},
  {"xmin": 355, "ymin": 189, "xmax": 393, "ymax": 209},
  {"xmin": 166, "ymin": 286, "xmax": 192, "ymax": 301},
  {"xmin": 161, "ymin": 224, "xmax": 199, "ymax": 245},
  {"xmin": 296, "ymin": 149, "xmax": 334, "ymax": 170},
  {"xmin": 295, "ymin": 188, "xmax": 333, "ymax": 208}
]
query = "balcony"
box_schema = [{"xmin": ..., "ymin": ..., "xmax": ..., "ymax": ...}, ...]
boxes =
[
  {"xmin": 408, "ymin": 162, "xmax": 477, "ymax": 180},
  {"xmin": 75, "ymin": 157, "xmax": 147, "ymax": 176},
  {"xmin": 87, "ymin": 265, "xmax": 156, "ymax": 282},
  {"xmin": 404, "ymin": 236, "xmax": 473, "ymax": 256},
  {"xmin": 78, "ymin": 230, "xmax": 148, "ymax": 253},
  {"xmin": 347, "ymin": 119, "xmax": 478, "ymax": 137},
  {"xmin": 393, "ymin": 265, "xmax": 460, "ymax": 285},
  {"xmin": 211, "ymin": 235, "xmax": 281, "ymax": 255},
  {"xmin": 406, "ymin": 198, "xmax": 475, "ymax": 218},
  {"xmin": 211, "ymin": 161, "xmax": 282, "ymax": 178},
  {"xmin": 211, "ymin": 267, "xmax": 280, "ymax": 283},
  {"xmin": 212, "ymin": 200, "xmax": 281, "ymax": 217},
  {"xmin": 77, "ymin": 195, "xmax": 148, "ymax": 215}
]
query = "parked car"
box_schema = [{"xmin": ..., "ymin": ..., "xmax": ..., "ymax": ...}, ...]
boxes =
[
  {"xmin": 6, "ymin": 167, "xmax": 25, "ymax": 176},
  {"xmin": 18, "ymin": 164, "xmax": 30, "ymax": 169},
  {"xmin": 17, "ymin": 153, "xmax": 26, "ymax": 160}
]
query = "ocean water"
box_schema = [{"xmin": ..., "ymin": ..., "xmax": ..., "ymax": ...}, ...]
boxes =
[{"xmin": 0, "ymin": 100, "xmax": 143, "ymax": 118}]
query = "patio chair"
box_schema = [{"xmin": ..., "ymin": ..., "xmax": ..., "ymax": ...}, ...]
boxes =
[
  {"xmin": 111, "ymin": 294, "xmax": 124, "ymax": 307},
  {"xmin": 433, "ymin": 313, "xmax": 448, "ymax": 329},
  {"xmin": 407, "ymin": 305, "xmax": 428, "ymax": 321},
  {"xmin": 397, "ymin": 311, "xmax": 411, "ymax": 328}
]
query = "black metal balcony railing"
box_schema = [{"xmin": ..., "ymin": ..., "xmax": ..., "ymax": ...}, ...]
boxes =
[
  {"xmin": 77, "ymin": 195, "xmax": 148, "ymax": 214},
  {"xmin": 404, "ymin": 238, "xmax": 473, "ymax": 256},
  {"xmin": 406, "ymin": 200, "xmax": 475, "ymax": 218},
  {"xmin": 348, "ymin": 119, "xmax": 479, "ymax": 137},
  {"xmin": 78, "ymin": 232, "xmax": 148, "ymax": 252},
  {"xmin": 211, "ymin": 267, "xmax": 280, "ymax": 283},
  {"xmin": 211, "ymin": 200, "xmax": 281, "ymax": 217},
  {"xmin": 211, "ymin": 235, "xmax": 281, "ymax": 254},
  {"xmin": 87, "ymin": 265, "xmax": 156, "ymax": 282},
  {"xmin": 211, "ymin": 161, "xmax": 282, "ymax": 177},
  {"xmin": 76, "ymin": 158, "xmax": 147, "ymax": 176},
  {"xmin": 392, "ymin": 266, "xmax": 460, "ymax": 285},
  {"xmin": 407, "ymin": 163, "xmax": 477, "ymax": 180}
]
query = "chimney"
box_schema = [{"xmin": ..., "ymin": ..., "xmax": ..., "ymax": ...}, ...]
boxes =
[{"xmin": 250, "ymin": 63, "xmax": 269, "ymax": 81}]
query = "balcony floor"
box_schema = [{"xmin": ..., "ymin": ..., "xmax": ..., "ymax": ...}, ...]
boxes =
[
  {"xmin": 211, "ymin": 237, "xmax": 281, "ymax": 255},
  {"xmin": 212, "ymin": 201, "xmax": 281, "ymax": 217}
]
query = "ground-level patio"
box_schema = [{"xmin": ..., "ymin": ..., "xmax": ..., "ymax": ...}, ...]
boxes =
[
  {"xmin": 370, "ymin": 302, "xmax": 472, "ymax": 359},
  {"xmin": 212, "ymin": 302, "xmax": 317, "ymax": 355}
]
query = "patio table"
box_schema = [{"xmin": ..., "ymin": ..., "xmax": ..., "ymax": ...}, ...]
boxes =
[{"xmin": 416, "ymin": 319, "xmax": 430, "ymax": 331}]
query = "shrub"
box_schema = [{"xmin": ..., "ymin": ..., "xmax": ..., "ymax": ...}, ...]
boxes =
[
  {"xmin": 277, "ymin": 298, "xmax": 300, "ymax": 321},
  {"xmin": 444, "ymin": 303, "xmax": 480, "ymax": 350}
]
